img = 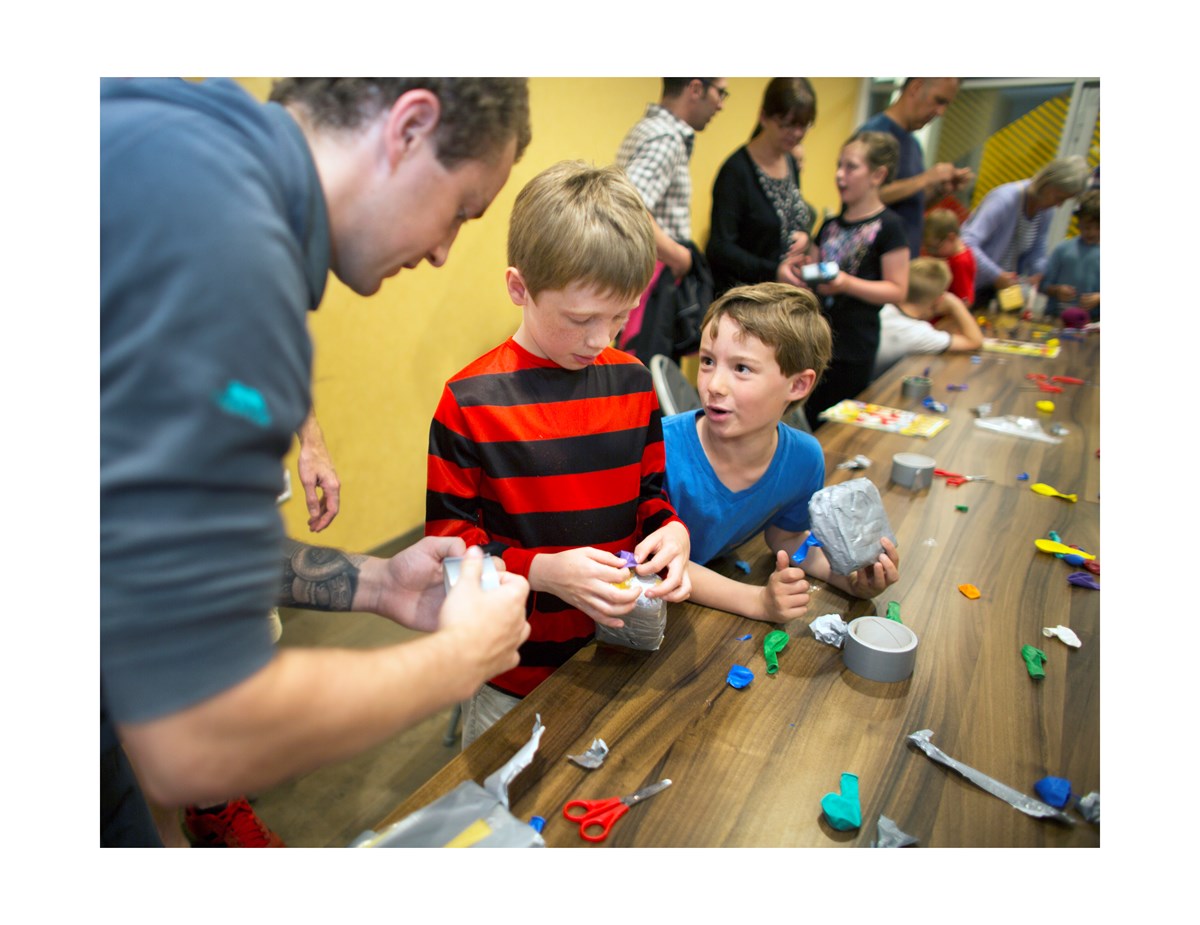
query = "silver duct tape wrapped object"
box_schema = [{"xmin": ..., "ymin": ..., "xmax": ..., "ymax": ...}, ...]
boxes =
[
  {"xmin": 808, "ymin": 478, "xmax": 897, "ymax": 574},
  {"xmin": 594, "ymin": 551, "xmax": 666, "ymax": 650},
  {"xmin": 907, "ymin": 729, "xmax": 1074, "ymax": 825},
  {"xmin": 567, "ymin": 738, "xmax": 609, "ymax": 769},
  {"xmin": 873, "ymin": 815, "xmax": 918, "ymax": 847},
  {"xmin": 350, "ymin": 716, "xmax": 547, "ymax": 847}
]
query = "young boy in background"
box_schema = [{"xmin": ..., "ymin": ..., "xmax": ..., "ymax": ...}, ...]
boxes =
[
  {"xmin": 1040, "ymin": 189, "xmax": 1100, "ymax": 321},
  {"xmin": 922, "ymin": 208, "xmax": 976, "ymax": 308},
  {"xmin": 426, "ymin": 161, "xmax": 692, "ymax": 747},
  {"xmin": 873, "ymin": 257, "xmax": 984, "ymax": 378},
  {"xmin": 662, "ymin": 282, "xmax": 899, "ymax": 623}
]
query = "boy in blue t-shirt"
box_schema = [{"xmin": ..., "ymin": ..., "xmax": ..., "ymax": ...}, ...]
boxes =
[
  {"xmin": 662, "ymin": 282, "xmax": 900, "ymax": 622},
  {"xmin": 1040, "ymin": 190, "xmax": 1100, "ymax": 321}
]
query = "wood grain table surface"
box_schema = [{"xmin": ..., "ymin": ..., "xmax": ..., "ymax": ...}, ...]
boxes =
[{"xmin": 375, "ymin": 321, "xmax": 1100, "ymax": 848}]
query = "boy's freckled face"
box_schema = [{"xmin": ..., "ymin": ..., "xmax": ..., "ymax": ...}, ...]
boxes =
[
  {"xmin": 510, "ymin": 277, "xmax": 636, "ymax": 370},
  {"xmin": 697, "ymin": 317, "xmax": 804, "ymax": 439}
]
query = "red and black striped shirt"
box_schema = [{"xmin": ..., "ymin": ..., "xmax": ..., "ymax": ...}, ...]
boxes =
[{"xmin": 426, "ymin": 338, "xmax": 682, "ymax": 697}]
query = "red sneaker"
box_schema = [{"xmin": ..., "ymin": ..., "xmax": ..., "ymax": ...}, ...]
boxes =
[{"xmin": 184, "ymin": 798, "xmax": 286, "ymax": 847}]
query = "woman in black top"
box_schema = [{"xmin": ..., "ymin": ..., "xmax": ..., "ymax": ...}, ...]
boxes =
[{"xmin": 707, "ymin": 78, "xmax": 818, "ymax": 297}]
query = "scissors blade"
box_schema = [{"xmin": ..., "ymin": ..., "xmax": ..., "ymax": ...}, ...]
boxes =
[{"xmin": 622, "ymin": 778, "xmax": 672, "ymax": 805}]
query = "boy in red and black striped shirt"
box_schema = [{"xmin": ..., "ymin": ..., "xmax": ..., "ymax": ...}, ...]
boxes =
[{"xmin": 426, "ymin": 161, "xmax": 692, "ymax": 747}]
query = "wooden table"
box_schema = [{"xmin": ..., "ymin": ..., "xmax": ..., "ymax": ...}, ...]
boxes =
[
  {"xmin": 375, "ymin": 322, "xmax": 1100, "ymax": 848},
  {"xmin": 820, "ymin": 321, "xmax": 1099, "ymax": 502}
]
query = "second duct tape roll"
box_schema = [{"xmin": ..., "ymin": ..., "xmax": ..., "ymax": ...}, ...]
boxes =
[
  {"xmin": 901, "ymin": 376, "xmax": 932, "ymax": 399},
  {"xmin": 891, "ymin": 452, "xmax": 935, "ymax": 490},
  {"xmin": 843, "ymin": 616, "xmax": 918, "ymax": 682}
]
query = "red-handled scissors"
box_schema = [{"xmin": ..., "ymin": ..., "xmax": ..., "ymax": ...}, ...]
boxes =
[
  {"xmin": 562, "ymin": 779, "xmax": 672, "ymax": 842},
  {"xmin": 934, "ymin": 468, "xmax": 992, "ymax": 487}
]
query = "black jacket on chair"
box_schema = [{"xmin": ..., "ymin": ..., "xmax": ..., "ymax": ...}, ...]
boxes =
[{"xmin": 621, "ymin": 241, "xmax": 713, "ymax": 363}]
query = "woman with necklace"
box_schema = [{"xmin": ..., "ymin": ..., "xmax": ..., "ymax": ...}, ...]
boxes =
[{"xmin": 707, "ymin": 78, "xmax": 818, "ymax": 297}]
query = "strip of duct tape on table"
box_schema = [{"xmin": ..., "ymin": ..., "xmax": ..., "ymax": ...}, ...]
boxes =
[{"xmin": 843, "ymin": 617, "xmax": 918, "ymax": 682}]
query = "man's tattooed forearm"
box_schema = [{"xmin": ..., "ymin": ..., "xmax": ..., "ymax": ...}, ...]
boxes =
[{"xmin": 279, "ymin": 538, "xmax": 369, "ymax": 611}]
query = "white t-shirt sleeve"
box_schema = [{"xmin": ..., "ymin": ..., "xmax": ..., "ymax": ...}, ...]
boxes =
[{"xmin": 874, "ymin": 304, "xmax": 953, "ymax": 377}]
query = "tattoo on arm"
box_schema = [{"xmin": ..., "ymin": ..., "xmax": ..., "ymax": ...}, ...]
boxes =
[{"xmin": 279, "ymin": 537, "xmax": 368, "ymax": 611}]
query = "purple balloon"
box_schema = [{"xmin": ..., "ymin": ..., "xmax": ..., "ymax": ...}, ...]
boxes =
[{"xmin": 1068, "ymin": 572, "xmax": 1099, "ymax": 590}]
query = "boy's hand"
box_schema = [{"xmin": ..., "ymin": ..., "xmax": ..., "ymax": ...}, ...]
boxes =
[
  {"xmin": 1078, "ymin": 292, "xmax": 1100, "ymax": 310},
  {"xmin": 529, "ymin": 547, "xmax": 641, "ymax": 627},
  {"xmin": 840, "ymin": 537, "xmax": 901, "ymax": 598},
  {"xmin": 762, "ymin": 549, "xmax": 811, "ymax": 622},
  {"xmin": 633, "ymin": 521, "xmax": 692, "ymax": 603}
]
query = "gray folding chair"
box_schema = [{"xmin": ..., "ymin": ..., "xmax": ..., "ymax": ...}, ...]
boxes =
[{"xmin": 649, "ymin": 354, "xmax": 701, "ymax": 416}]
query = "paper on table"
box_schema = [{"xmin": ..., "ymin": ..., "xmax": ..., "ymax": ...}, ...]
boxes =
[{"xmin": 974, "ymin": 415, "xmax": 1063, "ymax": 444}]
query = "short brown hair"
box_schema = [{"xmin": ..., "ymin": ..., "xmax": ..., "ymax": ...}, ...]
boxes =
[
  {"xmin": 907, "ymin": 257, "xmax": 952, "ymax": 305},
  {"xmin": 1075, "ymin": 189, "xmax": 1100, "ymax": 223},
  {"xmin": 923, "ymin": 208, "xmax": 961, "ymax": 249},
  {"xmin": 843, "ymin": 130, "xmax": 900, "ymax": 184},
  {"xmin": 268, "ymin": 78, "xmax": 532, "ymax": 168},
  {"xmin": 700, "ymin": 283, "xmax": 832, "ymax": 411},
  {"xmin": 762, "ymin": 77, "xmax": 817, "ymax": 127},
  {"xmin": 507, "ymin": 160, "xmax": 655, "ymax": 300}
]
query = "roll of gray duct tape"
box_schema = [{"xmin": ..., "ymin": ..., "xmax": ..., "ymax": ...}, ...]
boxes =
[
  {"xmin": 891, "ymin": 453, "xmax": 935, "ymax": 489},
  {"xmin": 843, "ymin": 617, "xmax": 918, "ymax": 682},
  {"xmin": 901, "ymin": 376, "xmax": 932, "ymax": 399}
]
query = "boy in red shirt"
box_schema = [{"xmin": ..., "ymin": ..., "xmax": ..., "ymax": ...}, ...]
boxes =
[
  {"xmin": 426, "ymin": 161, "xmax": 692, "ymax": 747},
  {"xmin": 923, "ymin": 208, "xmax": 975, "ymax": 308}
]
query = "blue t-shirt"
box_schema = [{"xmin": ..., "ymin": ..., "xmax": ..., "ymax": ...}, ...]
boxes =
[
  {"xmin": 860, "ymin": 112, "xmax": 925, "ymax": 256},
  {"xmin": 662, "ymin": 411, "xmax": 826, "ymax": 565}
]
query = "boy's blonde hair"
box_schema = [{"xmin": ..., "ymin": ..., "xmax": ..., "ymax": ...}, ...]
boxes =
[
  {"xmin": 906, "ymin": 257, "xmax": 952, "ymax": 305},
  {"xmin": 701, "ymin": 283, "xmax": 831, "ymax": 411},
  {"xmin": 923, "ymin": 208, "xmax": 960, "ymax": 249},
  {"xmin": 507, "ymin": 160, "xmax": 655, "ymax": 300}
]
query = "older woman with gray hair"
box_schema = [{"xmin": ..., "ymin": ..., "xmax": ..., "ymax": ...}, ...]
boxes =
[{"xmin": 961, "ymin": 155, "xmax": 1090, "ymax": 306}]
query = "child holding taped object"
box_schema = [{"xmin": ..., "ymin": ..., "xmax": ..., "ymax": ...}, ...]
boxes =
[
  {"xmin": 425, "ymin": 161, "xmax": 691, "ymax": 748},
  {"xmin": 662, "ymin": 282, "xmax": 899, "ymax": 623}
]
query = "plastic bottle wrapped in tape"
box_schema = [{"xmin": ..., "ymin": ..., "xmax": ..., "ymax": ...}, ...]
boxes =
[
  {"xmin": 807, "ymin": 478, "xmax": 897, "ymax": 575},
  {"xmin": 594, "ymin": 550, "xmax": 665, "ymax": 651}
]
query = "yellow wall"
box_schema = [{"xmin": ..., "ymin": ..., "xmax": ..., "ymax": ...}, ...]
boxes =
[{"xmin": 233, "ymin": 77, "xmax": 864, "ymax": 552}]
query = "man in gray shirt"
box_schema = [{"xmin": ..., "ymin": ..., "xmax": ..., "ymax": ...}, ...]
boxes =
[{"xmin": 101, "ymin": 78, "xmax": 534, "ymax": 846}]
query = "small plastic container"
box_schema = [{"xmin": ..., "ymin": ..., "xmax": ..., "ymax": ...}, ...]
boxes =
[{"xmin": 594, "ymin": 551, "xmax": 665, "ymax": 651}]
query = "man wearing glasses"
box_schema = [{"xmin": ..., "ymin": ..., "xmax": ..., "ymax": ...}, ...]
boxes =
[{"xmin": 616, "ymin": 78, "xmax": 728, "ymax": 280}]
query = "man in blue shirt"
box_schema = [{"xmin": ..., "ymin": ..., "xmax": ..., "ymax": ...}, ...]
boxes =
[{"xmin": 860, "ymin": 78, "xmax": 972, "ymax": 255}]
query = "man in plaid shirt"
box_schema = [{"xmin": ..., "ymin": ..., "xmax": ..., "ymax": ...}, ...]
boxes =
[{"xmin": 616, "ymin": 78, "xmax": 727, "ymax": 280}]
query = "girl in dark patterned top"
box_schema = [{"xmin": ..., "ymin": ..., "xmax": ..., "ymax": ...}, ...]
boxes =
[{"xmin": 803, "ymin": 130, "xmax": 910, "ymax": 429}]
